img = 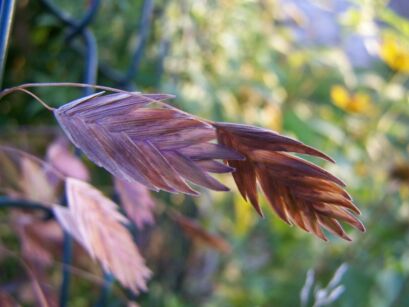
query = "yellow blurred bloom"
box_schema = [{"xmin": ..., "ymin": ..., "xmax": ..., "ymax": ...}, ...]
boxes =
[
  {"xmin": 260, "ymin": 104, "xmax": 282, "ymax": 132},
  {"xmin": 380, "ymin": 36, "xmax": 409, "ymax": 73},
  {"xmin": 330, "ymin": 85, "xmax": 372, "ymax": 114},
  {"xmin": 233, "ymin": 195, "xmax": 255, "ymax": 237},
  {"xmin": 355, "ymin": 162, "xmax": 368, "ymax": 177}
]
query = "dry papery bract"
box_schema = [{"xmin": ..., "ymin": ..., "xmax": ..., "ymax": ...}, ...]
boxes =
[
  {"xmin": 170, "ymin": 210, "xmax": 231, "ymax": 254},
  {"xmin": 0, "ymin": 144, "xmax": 151, "ymax": 293},
  {"xmin": 0, "ymin": 145, "xmax": 64, "ymax": 204},
  {"xmin": 0, "ymin": 142, "xmax": 89, "ymax": 266},
  {"xmin": 115, "ymin": 178, "xmax": 155, "ymax": 230},
  {"xmin": 53, "ymin": 89, "xmax": 364, "ymax": 241},
  {"xmin": 46, "ymin": 137, "xmax": 90, "ymax": 181},
  {"xmin": 53, "ymin": 177, "xmax": 151, "ymax": 293},
  {"xmin": 12, "ymin": 212, "xmax": 63, "ymax": 266},
  {"xmin": 0, "ymin": 292, "xmax": 18, "ymax": 307},
  {"xmin": 0, "ymin": 245, "xmax": 56, "ymax": 307},
  {"xmin": 0, "ymin": 146, "xmax": 68, "ymax": 306}
]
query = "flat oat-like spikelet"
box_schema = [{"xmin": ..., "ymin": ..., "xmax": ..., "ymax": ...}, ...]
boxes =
[
  {"xmin": 214, "ymin": 122, "xmax": 365, "ymax": 241},
  {"xmin": 53, "ymin": 178, "xmax": 151, "ymax": 293},
  {"xmin": 114, "ymin": 178, "xmax": 156, "ymax": 230},
  {"xmin": 46, "ymin": 137, "xmax": 90, "ymax": 181},
  {"xmin": 0, "ymin": 83, "xmax": 365, "ymax": 240},
  {"xmin": 170, "ymin": 211, "xmax": 231, "ymax": 254},
  {"xmin": 0, "ymin": 145, "xmax": 63, "ymax": 204},
  {"xmin": 54, "ymin": 92, "xmax": 242, "ymax": 195}
]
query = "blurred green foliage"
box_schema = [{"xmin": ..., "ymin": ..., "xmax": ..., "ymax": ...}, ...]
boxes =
[{"xmin": 1, "ymin": 0, "xmax": 409, "ymax": 306}]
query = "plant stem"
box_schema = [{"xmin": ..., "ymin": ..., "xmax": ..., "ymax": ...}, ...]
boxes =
[
  {"xmin": 0, "ymin": 82, "xmax": 180, "ymax": 112},
  {"xmin": 0, "ymin": 82, "xmax": 142, "ymax": 100}
]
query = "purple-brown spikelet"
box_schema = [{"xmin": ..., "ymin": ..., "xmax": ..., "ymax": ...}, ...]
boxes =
[
  {"xmin": 214, "ymin": 122, "xmax": 365, "ymax": 241},
  {"xmin": 54, "ymin": 90, "xmax": 365, "ymax": 241},
  {"xmin": 54, "ymin": 92, "xmax": 242, "ymax": 195}
]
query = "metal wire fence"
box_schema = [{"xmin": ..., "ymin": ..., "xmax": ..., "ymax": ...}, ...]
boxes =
[{"xmin": 0, "ymin": 0, "xmax": 16, "ymax": 88}]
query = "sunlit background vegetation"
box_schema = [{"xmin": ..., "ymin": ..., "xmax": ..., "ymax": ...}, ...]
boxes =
[{"xmin": 1, "ymin": 0, "xmax": 409, "ymax": 306}]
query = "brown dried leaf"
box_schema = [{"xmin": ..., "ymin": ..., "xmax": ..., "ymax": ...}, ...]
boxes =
[
  {"xmin": 53, "ymin": 178, "xmax": 151, "ymax": 293},
  {"xmin": 0, "ymin": 146, "xmax": 63, "ymax": 204},
  {"xmin": 46, "ymin": 137, "xmax": 90, "ymax": 181},
  {"xmin": 54, "ymin": 92, "xmax": 241, "ymax": 194},
  {"xmin": 24, "ymin": 261, "xmax": 56, "ymax": 307},
  {"xmin": 214, "ymin": 122, "xmax": 364, "ymax": 241},
  {"xmin": 20, "ymin": 158, "xmax": 59, "ymax": 204},
  {"xmin": 0, "ymin": 292, "xmax": 20, "ymax": 307},
  {"xmin": 170, "ymin": 211, "xmax": 231, "ymax": 254},
  {"xmin": 12, "ymin": 213, "xmax": 63, "ymax": 266},
  {"xmin": 0, "ymin": 245, "xmax": 55, "ymax": 307},
  {"xmin": 114, "ymin": 178, "xmax": 155, "ymax": 230},
  {"xmin": 0, "ymin": 149, "xmax": 21, "ymax": 193}
]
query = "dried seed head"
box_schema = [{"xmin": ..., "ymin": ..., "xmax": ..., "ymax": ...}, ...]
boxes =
[
  {"xmin": 46, "ymin": 137, "xmax": 90, "ymax": 181},
  {"xmin": 54, "ymin": 178, "xmax": 151, "ymax": 293},
  {"xmin": 54, "ymin": 92, "xmax": 240, "ymax": 195},
  {"xmin": 51, "ymin": 88, "xmax": 364, "ymax": 241},
  {"xmin": 114, "ymin": 178, "xmax": 156, "ymax": 230},
  {"xmin": 214, "ymin": 122, "xmax": 364, "ymax": 241}
]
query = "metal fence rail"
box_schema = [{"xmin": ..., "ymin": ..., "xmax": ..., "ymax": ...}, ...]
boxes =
[{"xmin": 0, "ymin": 0, "xmax": 16, "ymax": 89}]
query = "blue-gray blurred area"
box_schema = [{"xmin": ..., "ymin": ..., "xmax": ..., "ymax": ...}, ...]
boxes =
[{"xmin": 282, "ymin": 0, "xmax": 409, "ymax": 68}]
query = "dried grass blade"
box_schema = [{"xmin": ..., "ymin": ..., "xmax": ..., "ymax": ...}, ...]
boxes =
[{"xmin": 53, "ymin": 178, "xmax": 151, "ymax": 293}]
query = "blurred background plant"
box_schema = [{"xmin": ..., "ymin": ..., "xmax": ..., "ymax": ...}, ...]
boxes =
[{"xmin": 0, "ymin": 0, "xmax": 409, "ymax": 306}]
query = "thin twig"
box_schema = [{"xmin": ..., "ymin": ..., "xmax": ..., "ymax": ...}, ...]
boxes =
[
  {"xmin": 11, "ymin": 88, "xmax": 55, "ymax": 111},
  {"xmin": 0, "ymin": 82, "xmax": 186, "ymax": 116},
  {"xmin": 0, "ymin": 82, "xmax": 141, "ymax": 99}
]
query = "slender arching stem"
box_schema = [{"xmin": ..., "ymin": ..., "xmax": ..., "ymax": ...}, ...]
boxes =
[
  {"xmin": 0, "ymin": 86, "xmax": 56, "ymax": 111},
  {"xmin": 0, "ymin": 82, "xmax": 216, "ymax": 125},
  {"xmin": 0, "ymin": 82, "xmax": 142, "ymax": 97},
  {"xmin": 0, "ymin": 81, "xmax": 186, "ymax": 114},
  {"xmin": 0, "ymin": 82, "xmax": 155, "ymax": 112},
  {"xmin": 0, "ymin": 82, "xmax": 139, "ymax": 112},
  {"xmin": 13, "ymin": 88, "xmax": 56, "ymax": 111}
]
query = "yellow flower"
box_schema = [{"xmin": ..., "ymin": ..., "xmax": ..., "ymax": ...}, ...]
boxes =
[
  {"xmin": 260, "ymin": 104, "xmax": 282, "ymax": 132},
  {"xmin": 380, "ymin": 36, "xmax": 409, "ymax": 73},
  {"xmin": 233, "ymin": 195, "xmax": 255, "ymax": 237},
  {"xmin": 330, "ymin": 85, "xmax": 371, "ymax": 114}
]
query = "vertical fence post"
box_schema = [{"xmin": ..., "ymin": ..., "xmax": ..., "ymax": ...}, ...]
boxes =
[
  {"xmin": 0, "ymin": 0, "xmax": 16, "ymax": 89},
  {"xmin": 59, "ymin": 230, "xmax": 73, "ymax": 307}
]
